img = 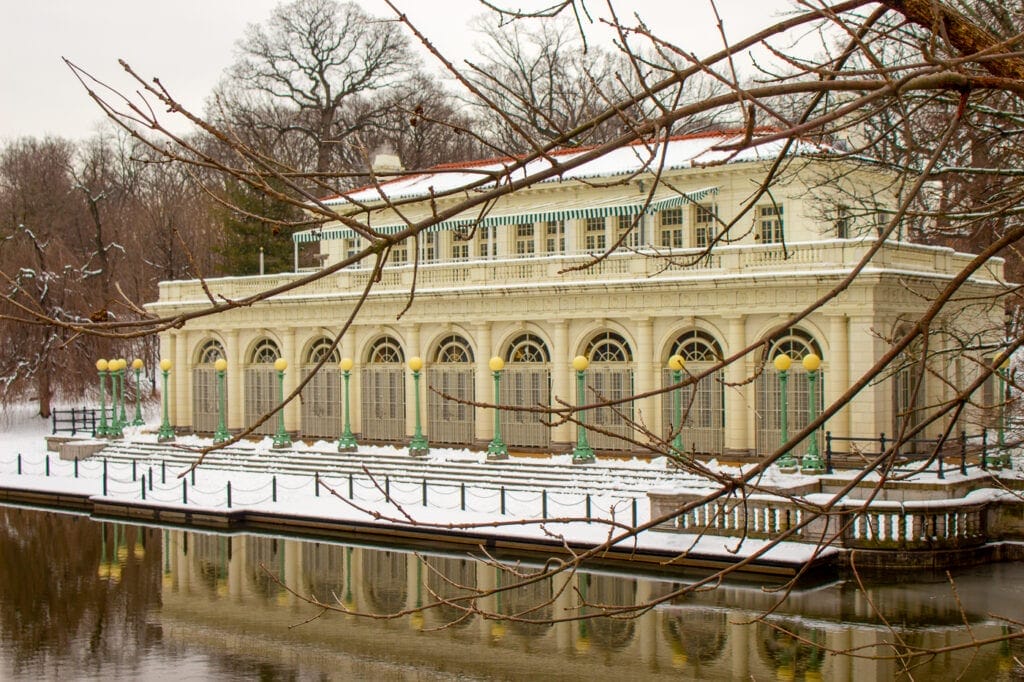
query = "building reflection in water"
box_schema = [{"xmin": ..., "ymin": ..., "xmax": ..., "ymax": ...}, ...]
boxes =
[
  {"xmin": 1, "ymin": 505, "xmax": 1022, "ymax": 681},
  {"xmin": 161, "ymin": 527, "xmax": 1022, "ymax": 681}
]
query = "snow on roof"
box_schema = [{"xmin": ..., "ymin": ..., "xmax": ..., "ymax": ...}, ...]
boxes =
[{"xmin": 323, "ymin": 129, "xmax": 836, "ymax": 208}]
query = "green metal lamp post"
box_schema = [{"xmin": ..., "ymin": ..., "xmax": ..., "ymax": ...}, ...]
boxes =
[
  {"xmin": 486, "ymin": 356, "xmax": 509, "ymax": 460},
  {"xmin": 109, "ymin": 359, "xmax": 124, "ymax": 438},
  {"xmin": 800, "ymin": 353, "xmax": 825, "ymax": 473},
  {"xmin": 571, "ymin": 355, "xmax": 596, "ymax": 464},
  {"xmin": 668, "ymin": 354, "xmax": 685, "ymax": 455},
  {"xmin": 213, "ymin": 358, "xmax": 231, "ymax": 444},
  {"xmin": 272, "ymin": 358, "xmax": 292, "ymax": 449},
  {"xmin": 117, "ymin": 358, "xmax": 128, "ymax": 429},
  {"xmin": 131, "ymin": 358, "xmax": 145, "ymax": 426},
  {"xmin": 1000, "ymin": 358, "xmax": 1011, "ymax": 468},
  {"xmin": 408, "ymin": 356, "xmax": 429, "ymax": 457},
  {"xmin": 96, "ymin": 359, "xmax": 109, "ymax": 437},
  {"xmin": 157, "ymin": 359, "xmax": 175, "ymax": 442},
  {"xmin": 337, "ymin": 357, "xmax": 358, "ymax": 452},
  {"xmin": 774, "ymin": 354, "xmax": 796, "ymax": 471}
]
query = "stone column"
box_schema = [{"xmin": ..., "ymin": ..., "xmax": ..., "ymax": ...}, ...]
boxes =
[
  {"xmin": 226, "ymin": 330, "xmax": 242, "ymax": 431},
  {"xmin": 475, "ymin": 322, "xmax": 493, "ymax": 443},
  {"xmin": 724, "ymin": 314, "xmax": 750, "ymax": 455},
  {"xmin": 634, "ymin": 317, "xmax": 656, "ymax": 449},
  {"xmin": 173, "ymin": 330, "xmax": 190, "ymax": 430},
  {"xmin": 344, "ymin": 330, "xmax": 359, "ymax": 437},
  {"xmin": 827, "ymin": 313, "xmax": 851, "ymax": 444},
  {"xmin": 228, "ymin": 535, "xmax": 243, "ymax": 600},
  {"xmin": 552, "ymin": 320, "xmax": 571, "ymax": 448},
  {"xmin": 406, "ymin": 324, "xmax": 422, "ymax": 439},
  {"xmin": 282, "ymin": 326, "xmax": 299, "ymax": 432}
]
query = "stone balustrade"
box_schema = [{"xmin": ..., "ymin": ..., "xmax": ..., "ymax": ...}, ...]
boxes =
[
  {"xmin": 649, "ymin": 486, "xmax": 1018, "ymax": 552},
  {"xmin": 154, "ymin": 239, "xmax": 1001, "ymax": 306}
]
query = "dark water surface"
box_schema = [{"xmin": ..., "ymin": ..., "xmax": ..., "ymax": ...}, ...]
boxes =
[{"xmin": 2, "ymin": 504, "xmax": 1023, "ymax": 681}]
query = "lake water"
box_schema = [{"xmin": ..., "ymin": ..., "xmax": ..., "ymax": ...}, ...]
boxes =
[{"xmin": 1, "ymin": 504, "xmax": 1022, "ymax": 680}]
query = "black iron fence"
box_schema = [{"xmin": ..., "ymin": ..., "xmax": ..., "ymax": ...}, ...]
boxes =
[
  {"xmin": 824, "ymin": 430, "xmax": 999, "ymax": 477},
  {"xmin": 50, "ymin": 408, "xmax": 99, "ymax": 436}
]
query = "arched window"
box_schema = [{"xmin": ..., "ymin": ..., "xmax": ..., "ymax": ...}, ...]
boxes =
[
  {"xmin": 586, "ymin": 331, "xmax": 632, "ymax": 363},
  {"xmin": 305, "ymin": 337, "xmax": 340, "ymax": 365},
  {"xmin": 505, "ymin": 333, "xmax": 550, "ymax": 363},
  {"xmin": 766, "ymin": 329, "xmax": 823, "ymax": 363},
  {"xmin": 670, "ymin": 331, "xmax": 723, "ymax": 363},
  {"xmin": 434, "ymin": 334, "xmax": 474, "ymax": 363},
  {"xmin": 249, "ymin": 338, "xmax": 281, "ymax": 364},
  {"xmin": 367, "ymin": 336, "xmax": 404, "ymax": 364},
  {"xmin": 196, "ymin": 339, "xmax": 225, "ymax": 365}
]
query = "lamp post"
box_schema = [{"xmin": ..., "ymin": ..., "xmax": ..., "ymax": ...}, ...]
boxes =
[
  {"xmin": 486, "ymin": 356, "xmax": 509, "ymax": 460},
  {"xmin": 272, "ymin": 358, "xmax": 292, "ymax": 449},
  {"xmin": 131, "ymin": 359, "xmax": 145, "ymax": 426},
  {"xmin": 109, "ymin": 359, "xmax": 124, "ymax": 438},
  {"xmin": 774, "ymin": 354, "xmax": 796, "ymax": 471},
  {"xmin": 213, "ymin": 358, "xmax": 230, "ymax": 443},
  {"xmin": 117, "ymin": 358, "xmax": 128, "ymax": 429},
  {"xmin": 800, "ymin": 353, "xmax": 824, "ymax": 473},
  {"xmin": 408, "ymin": 356, "xmax": 429, "ymax": 457},
  {"xmin": 571, "ymin": 355, "xmax": 595, "ymax": 464},
  {"xmin": 1000, "ymin": 358, "xmax": 1011, "ymax": 468},
  {"xmin": 668, "ymin": 354, "xmax": 685, "ymax": 455},
  {"xmin": 158, "ymin": 359, "xmax": 175, "ymax": 442},
  {"xmin": 337, "ymin": 357, "xmax": 358, "ymax": 452},
  {"xmin": 96, "ymin": 359, "xmax": 109, "ymax": 437}
]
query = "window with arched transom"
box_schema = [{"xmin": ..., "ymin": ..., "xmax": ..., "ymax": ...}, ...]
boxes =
[
  {"xmin": 367, "ymin": 337, "xmax": 405, "ymax": 364},
  {"xmin": 434, "ymin": 335, "xmax": 474, "ymax": 363},
  {"xmin": 196, "ymin": 339, "xmax": 225, "ymax": 365},
  {"xmin": 669, "ymin": 331, "xmax": 723, "ymax": 363},
  {"xmin": 305, "ymin": 337, "xmax": 340, "ymax": 365},
  {"xmin": 766, "ymin": 329, "xmax": 823, "ymax": 363},
  {"xmin": 586, "ymin": 331, "xmax": 632, "ymax": 363},
  {"xmin": 505, "ymin": 333, "xmax": 550, "ymax": 363},
  {"xmin": 249, "ymin": 338, "xmax": 281, "ymax": 364}
]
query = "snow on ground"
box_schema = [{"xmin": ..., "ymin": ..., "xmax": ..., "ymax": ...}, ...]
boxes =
[{"xmin": 0, "ymin": 405, "xmax": 834, "ymax": 566}]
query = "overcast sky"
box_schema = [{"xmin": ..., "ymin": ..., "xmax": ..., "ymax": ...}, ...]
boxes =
[{"xmin": 0, "ymin": 0, "xmax": 792, "ymax": 143}]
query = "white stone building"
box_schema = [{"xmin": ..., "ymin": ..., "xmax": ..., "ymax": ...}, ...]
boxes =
[{"xmin": 150, "ymin": 131, "xmax": 1007, "ymax": 459}]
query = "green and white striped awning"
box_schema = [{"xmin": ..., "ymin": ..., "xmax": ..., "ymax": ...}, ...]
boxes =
[{"xmin": 293, "ymin": 186, "xmax": 719, "ymax": 243}]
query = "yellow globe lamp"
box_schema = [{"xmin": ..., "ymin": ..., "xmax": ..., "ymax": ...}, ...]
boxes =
[
  {"xmin": 340, "ymin": 357, "xmax": 354, "ymax": 372},
  {"xmin": 96, "ymin": 359, "xmax": 108, "ymax": 371},
  {"xmin": 408, "ymin": 356, "xmax": 423, "ymax": 372},
  {"xmin": 274, "ymin": 358, "xmax": 288, "ymax": 372},
  {"xmin": 132, "ymin": 358, "xmax": 144, "ymax": 370},
  {"xmin": 802, "ymin": 353, "xmax": 821, "ymax": 372},
  {"xmin": 572, "ymin": 355, "xmax": 589, "ymax": 372},
  {"xmin": 668, "ymin": 354, "xmax": 685, "ymax": 371},
  {"xmin": 773, "ymin": 354, "xmax": 792, "ymax": 372},
  {"xmin": 489, "ymin": 356, "xmax": 504, "ymax": 372},
  {"xmin": 118, "ymin": 358, "xmax": 127, "ymax": 371},
  {"xmin": 214, "ymin": 358, "xmax": 228, "ymax": 372},
  {"xmin": 159, "ymin": 359, "xmax": 172, "ymax": 372}
]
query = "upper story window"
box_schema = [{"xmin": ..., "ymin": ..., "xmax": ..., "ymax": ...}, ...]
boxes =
[
  {"xmin": 585, "ymin": 217, "xmax": 606, "ymax": 251},
  {"xmin": 515, "ymin": 222, "xmax": 535, "ymax": 255},
  {"xmin": 758, "ymin": 204, "xmax": 784, "ymax": 244},
  {"xmin": 478, "ymin": 224, "xmax": 497, "ymax": 258},
  {"xmin": 390, "ymin": 242, "xmax": 408, "ymax": 265},
  {"xmin": 422, "ymin": 231, "xmax": 438, "ymax": 263},
  {"xmin": 617, "ymin": 214, "xmax": 638, "ymax": 248},
  {"xmin": 544, "ymin": 220, "xmax": 565, "ymax": 254},
  {"xmin": 659, "ymin": 207, "xmax": 684, "ymax": 248},
  {"xmin": 694, "ymin": 204, "xmax": 716, "ymax": 249},
  {"xmin": 835, "ymin": 205, "xmax": 851, "ymax": 239}
]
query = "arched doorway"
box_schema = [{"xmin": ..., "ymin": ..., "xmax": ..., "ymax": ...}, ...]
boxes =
[
  {"xmin": 662, "ymin": 331, "xmax": 725, "ymax": 456},
  {"xmin": 191, "ymin": 339, "xmax": 224, "ymax": 434},
  {"xmin": 501, "ymin": 333, "xmax": 551, "ymax": 449},
  {"xmin": 361, "ymin": 336, "xmax": 406, "ymax": 442},
  {"xmin": 755, "ymin": 330, "xmax": 824, "ymax": 457},
  {"xmin": 244, "ymin": 338, "xmax": 281, "ymax": 437},
  {"xmin": 300, "ymin": 337, "xmax": 341, "ymax": 439},
  {"xmin": 583, "ymin": 331, "xmax": 634, "ymax": 451},
  {"xmin": 427, "ymin": 334, "xmax": 475, "ymax": 446}
]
